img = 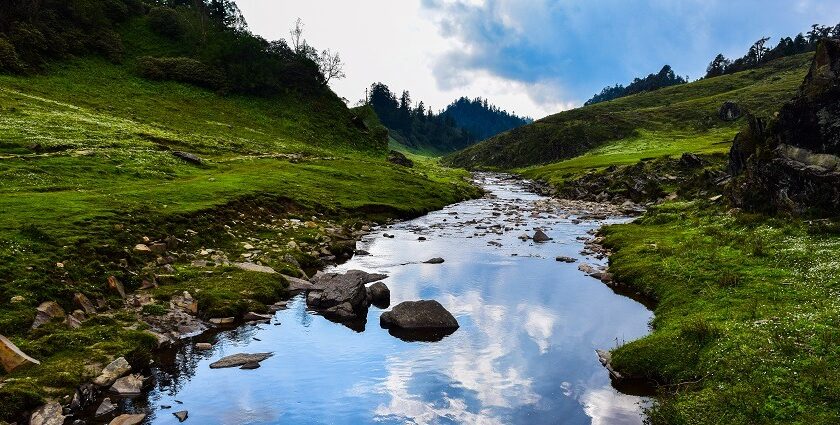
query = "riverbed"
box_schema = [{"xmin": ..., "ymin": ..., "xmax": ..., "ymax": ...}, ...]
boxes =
[{"xmin": 132, "ymin": 173, "xmax": 652, "ymax": 424}]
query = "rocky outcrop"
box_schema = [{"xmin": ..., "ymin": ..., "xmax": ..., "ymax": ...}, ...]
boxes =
[
  {"xmin": 387, "ymin": 150, "xmax": 414, "ymax": 167},
  {"xmin": 729, "ymin": 39, "xmax": 840, "ymax": 215},
  {"xmin": 380, "ymin": 300, "xmax": 459, "ymax": 341},
  {"xmin": 0, "ymin": 334, "xmax": 40, "ymax": 372}
]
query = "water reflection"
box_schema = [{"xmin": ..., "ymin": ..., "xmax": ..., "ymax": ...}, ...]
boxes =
[{"xmin": 139, "ymin": 174, "xmax": 652, "ymax": 425}]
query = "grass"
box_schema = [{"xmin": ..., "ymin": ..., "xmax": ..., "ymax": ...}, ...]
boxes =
[
  {"xmin": 445, "ymin": 53, "xmax": 812, "ymax": 169},
  {"xmin": 601, "ymin": 202, "xmax": 840, "ymax": 424}
]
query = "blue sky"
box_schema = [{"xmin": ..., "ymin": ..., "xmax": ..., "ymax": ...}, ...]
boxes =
[{"xmin": 238, "ymin": 0, "xmax": 840, "ymax": 118}]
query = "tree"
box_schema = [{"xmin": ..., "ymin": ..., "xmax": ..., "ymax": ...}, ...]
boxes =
[
  {"xmin": 316, "ymin": 49, "xmax": 345, "ymax": 86},
  {"xmin": 705, "ymin": 54, "xmax": 731, "ymax": 78},
  {"xmin": 290, "ymin": 18, "xmax": 305, "ymax": 53},
  {"xmin": 746, "ymin": 37, "xmax": 770, "ymax": 66}
]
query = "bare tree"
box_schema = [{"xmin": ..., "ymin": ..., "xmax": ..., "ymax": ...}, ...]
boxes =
[
  {"xmin": 290, "ymin": 18, "xmax": 305, "ymax": 53},
  {"xmin": 317, "ymin": 49, "xmax": 346, "ymax": 86}
]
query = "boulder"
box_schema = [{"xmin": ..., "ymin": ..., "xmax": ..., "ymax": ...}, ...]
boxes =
[
  {"xmin": 110, "ymin": 374, "xmax": 144, "ymax": 396},
  {"xmin": 109, "ymin": 414, "xmax": 147, "ymax": 425},
  {"xmin": 0, "ymin": 334, "xmax": 40, "ymax": 372},
  {"xmin": 423, "ymin": 257, "xmax": 445, "ymax": 264},
  {"xmin": 31, "ymin": 301, "xmax": 66, "ymax": 329},
  {"xmin": 532, "ymin": 230, "xmax": 551, "ymax": 243},
  {"xmin": 380, "ymin": 300, "xmax": 459, "ymax": 341},
  {"xmin": 195, "ymin": 342, "xmax": 213, "ymax": 350},
  {"xmin": 93, "ymin": 357, "xmax": 131, "ymax": 387},
  {"xmin": 172, "ymin": 151, "xmax": 203, "ymax": 164},
  {"xmin": 555, "ymin": 256, "xmax": 577, "ymax": 263},
  {"xmin": 283, "ymin": 274, "xmax": 314, "ymax": 291},
  {"xmin": 387, "ymin": 150, "xmax": 414, "ymax": 167},
  {"xmin": 29, "ymin": 401, "xmax": 65, "ymax": 425},
  {"xmin": 209, "ymin": 353, "xmax": 273, "ymax": 369},
  {"xmin": 234, "ymin": 262, "xmax": 277, "ymax": 274},
  {"xmin": 367, "ymin": 282, "xmax": 391, "ymax": 308},
  {"xmin": 718, "ymin": 100, "xmax": 742, "ymax": 121},
  {"xmin": 107, "ymin": 276, "xmax": 126, "ymax": 299},
  {"xmin": 306, "ymin": 270, "xmax": 387, "ymax": 319},
  {"xmin": 73, "ymin": 293, "xmax": 97, "ymax": 315},
  {"xmin": 174, "ymin": 411, "xmax": 189, "ymax": 422},
  {"xmin": 95, "ymin": 398, "xmax": 117, "ymax": 417},
  {"xmin": 243, "ymin": 312, "xmax": 272, "ymax": 321}
]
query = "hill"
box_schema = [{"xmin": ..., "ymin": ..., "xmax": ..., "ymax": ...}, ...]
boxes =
[
  {"xmin": 441, "ymin": 97, "xmax": 532, "ymax": 141},
  {"xmin": 444, "ymin": 53, "xmax": 813, "ymax": 171}
]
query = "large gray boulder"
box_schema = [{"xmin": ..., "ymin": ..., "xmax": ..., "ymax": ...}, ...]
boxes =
[
  {"xmin": 367, "ymin": 282, "xmax": 391, "ymax": 308},
  {"xmin": 380, "ymin": 300, "xmax": 459, "ymax": 342},
  {"xmin": 0, "ymin": 334, "xmax": 40, "ymax": 372},
  {"xmin": 29, "ymin": 401, "xmax": 65, "ymax": 425},
  {"xmin": 307, "ymin": 270, "xmax": 387, "ymax": 320}
]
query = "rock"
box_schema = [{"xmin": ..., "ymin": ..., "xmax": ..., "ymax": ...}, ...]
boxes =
[
  {"xmin": 171, "ymin": 292, "xmax": 198, "ymax": 315},
  {"xmin": 283, "ymin": 275, "xmax": 314, "ymax": 291},
  {"xmin": 73, "ymin": 293, "xmax": 97, "ymax": 315},
  {"xmin": 109, "ymin": 414, "xmax": 146, "ymax": 425},
  {"xmin": 107, "ymin": 276, "xmax": 126, "ymax": 299},
  {"xmin": 243, "ymin": 312, "xmax": 272, "ymax": 321},
  {"xmin": 234, "ymin": 262, "xmax": 277, "ymax": 274},
  {"xmin": 68, "ymin": 383, "xmax": 97, "ymax": 414},
  {"xmin": 0, "ymin": 334, "xmax": 40, "ymax": 372},
  {"xmin": 367, "ymin": 282, "xmax": 391, "ymax": 308},
  {"xmin": 173, "ymin": 411, "xmax": 189, "ymax": 422},
  {"xmin": 533, "ymin": 230, "xmax": 551, "ymax": 243},
  {"xmin": 380, "ymin": 300, "xmax": 459, "ymax": 335},
  {"xmin": 95, "ymin": 398, "xmax": 117, "ymax": 417},
  {"xmin": 209, "ymin": 317, "xmax": 235, "ymax": 325},
  {"xmin": 679, "ymin": 153, "xmax": 704, "ymax": 168},
  {"xmin": 240, "ymin": 362, "xmax": 261, "ymax": 370},
  {"xmin": 31, "ymin": 301, "xmax": 66, "ymax": 329},
  {"xmin": 209, "ymin": 353, "xmax": 273, "ymax": 369},
  {"xmin": 354, "ymin": 249, "xmax": 370, "ymax": 256},
  {"xmin": 133, "ymin": 244, "xmax": 152, "ymax": 254},
  {"xmin": 718, "ymin": 100, "xmax": 742, "ymax": 121},
  {"xmin": 195, "ymin": 342, "xmax": 212, "ymax": 350},
  {"xmin": 172, "ymin": 151, "xmax": 203, "ymax": 165},
  {"xmin": 29, "ymin": 401, "xmax": 65, "ymax": 425},
  {"xmin": 10, "ymin": 295, "xmax": 25, "ymax": 303},
  {"xmin": 387, "ymin": 150, "xmax": 414, "ymax": 167},
  {"xmin": 306, "ymin": 270, "xmax": 387, "ymax": 319},
  {"xmin": 149, "ymin": 242, "xmax": 167, "ymax": 254},
  {"xmin": 518, "ymin": 233, "xmax": 531, "ymax": 240},
  {"xmin": 65, "ymin": 314, "xmax": 82, "ymax": 329},
  {"xmin": 555, "ymin": 256, "xmax": 577, "ymax": 263},
  {"xmin": 423, "ymin": 257, "xmax": 445, "ymax": 264},
  {"xmin": 578, "ymin": 263, "xmax": 598, "ymax": 275},
  {"xmin": 110, "ymin": 374, "xmax": 144, "ymax": 396},
  {"xmin": 596, "ymin": 349, "xmax": 623, "ymax": 380}
]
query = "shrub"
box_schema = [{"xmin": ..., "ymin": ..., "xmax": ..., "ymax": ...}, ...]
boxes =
[
  {"xmin": 93, "ymin": 29, "xmax": 124, "ymax": 63},
  {"xmin": 138, "ymin": 56, "xmax": 226, "ymax": 90},
  {"xmin": 0, "ymin": 38, "xmax": 23, "ymax": 73},
  {"xmin": 147, "ymin": 7, "xmax": 185, "ymax": 39}
]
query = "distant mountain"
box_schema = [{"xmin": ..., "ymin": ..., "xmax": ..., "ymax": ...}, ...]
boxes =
[{"xmin": 442, "ymin": 97, "xmax": 532, "ymax": 142}]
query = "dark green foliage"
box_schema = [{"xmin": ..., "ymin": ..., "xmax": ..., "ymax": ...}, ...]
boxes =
[
  {"xmin": 585, "ymin": 65, "xmax": 687, "ymax": 106},
  {"xmin": 441, "ymin": 97, "xmax": 532, "ymax": 141},
  {"xmin": 138, "ymin": 56, "xmax": 225, "ymax": 90},
  {"xmin": 147, "ymin": 6, "xmax": 186, "ymax": 39},
  {"xmin": 0, "ymin": 37, "xmax": 22, "ymax": 72}
]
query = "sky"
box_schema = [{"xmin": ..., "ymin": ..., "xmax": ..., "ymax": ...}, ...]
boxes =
[{"xmin": 236, "ymin": 0, "xmax": 840, "ymax": 119}]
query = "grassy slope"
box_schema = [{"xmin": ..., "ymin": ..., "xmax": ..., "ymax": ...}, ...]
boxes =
[
  {"xmin": 0, "ymin": 20, "xmax": 478, "ymax": 419},
  {"xmin": 445, "ymin": 53, "xmax": 812, "ymax": 172}
]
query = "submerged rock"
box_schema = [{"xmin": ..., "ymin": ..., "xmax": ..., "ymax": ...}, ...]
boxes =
[
  {"xmin": 423, "ymin": 257, "xmax": 445, "ymax": 264},
  {"xmin": 381, "ymin": 300, "xmax": 459, "ymax": 341},
  {"xmin": 0, "ymin": 334, "xmax": 40, "ymax": 372},
  {"xmin": 209, "ymin": 353, "xmax": 273, "ymax": 369}
]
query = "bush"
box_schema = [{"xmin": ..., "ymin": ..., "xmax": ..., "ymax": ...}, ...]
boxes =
[
  {"xmin": 147, "ymin": 7, "xmax": 185, "ymax": 39},
  {"xmin": 93, "ymin": 29, "xmax": 124, "ymax": 63},
  {"xmin": 0, "ymin": 38, "xmax": 23, "ymax": 73},
  {"xmin": 138, "ymin": 56, "xmax": 226, "ymax": 90}
]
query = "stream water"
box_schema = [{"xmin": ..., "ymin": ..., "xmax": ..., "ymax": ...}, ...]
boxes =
[{"xmin": 130, "ymin": 174, "xmax": 652, "ymax": 425}]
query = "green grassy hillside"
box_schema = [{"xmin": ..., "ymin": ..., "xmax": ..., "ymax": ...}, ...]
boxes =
[{"xmin": 445, "ymin": 53, "xmax": 812, "ymax": 171}]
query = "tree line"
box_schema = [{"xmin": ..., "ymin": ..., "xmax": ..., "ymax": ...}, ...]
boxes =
[
  {"xmin": 366, "ymin": 83, "xmax": 531, "ymax": 153},
  {"xmin": 0, "ymin": 0, "xmax": 345, "ymax": 97},
  {"xmin": 585, "ymin": 65, "xmax": 688, "ymax": 106},
  {"xmin": 705, "ymin": 22, "xmax": 840, "ymax": 78}
]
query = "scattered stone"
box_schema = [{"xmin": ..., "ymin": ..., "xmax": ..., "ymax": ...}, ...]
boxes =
[
  {"xmin": 243, "ymin": 312, "xmax": 272, "ymax": 321},
  {"xmin": 307, "ymin": 270, "xmax": 387, "ymax": 319},
  {"xmin": 173, "ymin": 411, "xmax": 189, "ymax": 422},
  {"xmin": 0, "ymin": 334, "xmax": 40, "ymax": 372},
  {"xmin": 555, "ymin": 256, "xmax": 577, "ymax": 263},
  {"xmin": 209, "ymin": 317, "xmax": 235, "ymax": 325},
  {"xmin": 172, "ymin": 151, "xmax": 203, "ymax": 165},
  {"xmin": 108, "ymin": 276, "xmax": 126, "ymax": 299},
  {"xmin": 195, "ymin": 343, "xmax": 212, "ymax": 350},
  {"xmin": 367, "ymin": 282, "xmax": 391, "ymax": 308},
  {"xmin": 380, "ymin": 300, "xmax": 459, "ymax": 331},
  {"xmin": 95, "ymin": 398, "xmax": 117, "ymax": 417},
  {"xmin": 29, "ymin": 401, "xmax": 66, "ymax": 425},
  {"xmin": 234, "ymin": 262, "xmax": 277, "ymax": 274},
  {"xmin": 110, "ymin": 374, "xmax": 144, "ymax": 396},
  {"xmin": 73, "ymin": 293, "xmax": 97, "ymax": 316},
  {"xmin": 533, "ymin": 230, "xmax": 551, "ymax": 243},
  {"xmin": 417, "ymin": 237, "xmax": 427, "ymax": 241},
  {"xmin": 31, "ymin": 301, "xmax": 66, "ymax": 329},
  {"xmin": 423, "ymin": 257, "xmax": 445, "ymax": 264},
  {"xmin": 133, "ymin": 244, "xmax": 152, "ymax": 254},
  {"xmin": 65, "ymin": 314, "xmax": 82, "ymax": 329},
  {"xmin": 109, "ymin": 414, "xmax": 146, "ymax": 425},
  {"xmin": 209, "ymin": 353, "xmax": 273, "ymax": 369},
  {"xmin": 518, "ymin": 233, "xmax": 531, "ymax": 240},
  {"xmin": 171, "ymin": 292, "xmax": 198, "ymax": 315}
]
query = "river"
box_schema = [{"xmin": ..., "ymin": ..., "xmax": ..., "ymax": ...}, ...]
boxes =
[{"xmin": 128, "ymin": 173, "xmax": 652, "ymax": 424}]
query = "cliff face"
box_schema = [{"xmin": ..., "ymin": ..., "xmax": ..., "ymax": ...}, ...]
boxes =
[{"xmin": 729, "ymin": 39, "xmax": 840, "ymax": 215}]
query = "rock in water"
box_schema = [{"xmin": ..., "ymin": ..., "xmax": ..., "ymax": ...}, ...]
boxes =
[
  {"xmin": 423, "ymin": 257, "xmax": 445, "ymax": 264},
  {"xmin": 533, "ymin": 230, "xmax": 551, "ymax": 242},
  {"xmin": 387, "ymin": 150, "xmax": 414, "ymax": 167},
  {"xmin": 209, "ymin": 353, "xmax": 273, "ymax": 369},
  {"xmin": 718, "ymin": 100, "xmax": 742, "ymax": 121},
  {"xmin": 110, "ymin": 374, "xmax": 144, "ymax": 396},
  {"xmin": 93, "ymin": 357, "xmax": 132, "ymax": 387},
  {"xmin": 109, "ymin": 414, "xmax": 146, "ymax": 425},
  {"xmin": 380, "ymin": 300, "xmax": 459, "ymax": 342},
  {"xmin": 174, "ymin": 411, "xmax": 189, "ymax": 422},
  {"xmin": 306, "ymin": 270, "xmax": 387, "ymax": 320},
  {"xmin": 31, "ymin": 301, "xmax": 65, "ymax": 329},
  {"xmin": 367, "ymin": 282, "xmax": 391, "ymax": 308},
  {"xmin": 29, "ymin": 401, "xmax": 65, "ymax": 425},
  {"xmin": 0, "ymin": 334, "xmax": 40, "ymax": 372},
  {"xmin": 95, "ymin": 398, "xmax": 117, "ymax": 417}
]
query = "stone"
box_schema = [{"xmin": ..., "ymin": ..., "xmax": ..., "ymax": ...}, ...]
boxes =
[
  {"xmin": 243, "ymin": 312, "xmax": 272, "ymax": 321},
  {"xmin": 718, "ymin": 100, "xmax": 742, "ymax": 121},
  {"xmin": 149, "ymin": 242, "xmax": 167, "ymax": 254},
  {"xmin": 174, "ymin": 411, "xmax": 189, "ymax": 422},
  {"xmin": 596, "ymin": 349, "xmax": 623, "ymax": 380},
  {"xmin": 367, "ymin": 282, "xmax": 391, "ymax": 308},
  {"xmin": 171, "ymin": 292, "xmax": 198, "ymax": 315},
  {"xmin": 380, "ymin": 300, "xmax": 459, "ymax": 331},
  {"xmin": 95, "ymin": 398, "xmax": 117, "ymax": 417},
  {"xmin": 209, "ymin": 353, "xmax": 273, "ymax": 369},
  {"xmin": 555, "ymin": 256, "xmax": 577, "ymax": 263},
  {"xmin": 133, "ymin": 244, "xmax": 152, "ymax": 254},
  {"xmin": 209, "ymin": 317, "xmax": 235, "ymax": 325},
  {"xmin": 29, "ymin": 401, "xmax": 66, "ymax": 425},
  {"xmin": 283, "ymin": 274, "xmax": 314, "ymax": 291},
  {"xmin": 172, "ymin": 151, "xmax": 203, "ymax": 164},
  {"xmin": 240, "ymin": 362, "xmax": 261, "ymax": 370},
  {"xmin": 387, "ymin": 150, "xmax": 414, "ymax": 167},
  {"xmin": 94, "ymin": 357, "xmax": 132, "ymax": 387},
  {"xmin": 108, "ymin": 276, "xmax": 126, "ymax": 299},
  {"xmin": 109, "ymin": 414, "xmax": 147, "ymax": 425},
  {"xmin": 73, "ymin": 293, "xmax": 97, "ymax": 315},
  {"xmin": 306, "ymin": 270, "xmax": 387, "ymax": 319},
  {"xmin": 31, "ymin": 301, "xmax": 66, "ymax": 329},
  {"xmin": 533, "ymin": 230, "xmax": 551, "ymax": 243},
  {"xmin": 0, "ymin": 334, "xmax": 40, "ymax": 372},
  {"xmin": 234, "ymin": 262, "xmax": 277, "ymax": 274},
  {"xmin": 65, "ymin": 314, "xmax": 82, "ymax": 329},
  {"xmin": 679, "ymin": 152, "xmax": 704, "ymax": 168},
  {"xmin": 195, "ymin": 342, "xmax": 213, "ymax": 350},
  {"xmin": 110, "ymin": 374, "xmax": 144, "ymax": 396},
  {"xmin": 423, "ymin": 257, "xmax": 445, "ymax": 264}
]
